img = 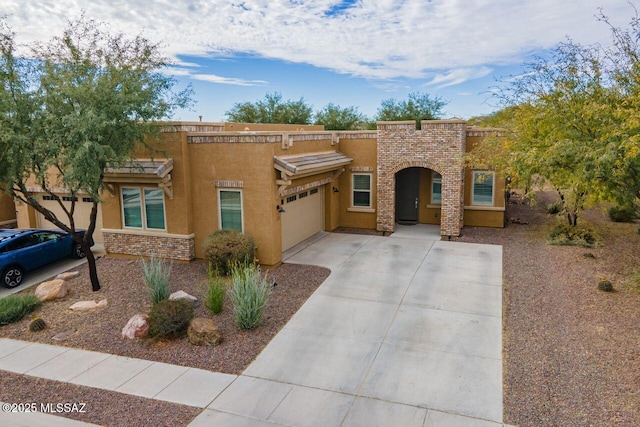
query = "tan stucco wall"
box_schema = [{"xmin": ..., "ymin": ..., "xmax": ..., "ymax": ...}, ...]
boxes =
[
  {"xmin": 101, "ymin": 132, "xmax": 192, "ymax": 236},
  {"xmin": 336, "ymin": 135, "xmax": 378, "ymax": 230},
  {"xmin": 15, "ymin": 200, "xmax": 37, "ymax": 228},
  {"xmin": 0, "ymin": 192, "xmax": 16, "ymax": 225},
  {"xmin": 463, "ymin": 209, "xmax": 505, "ymax": 227},
  {"xmin": 418, "ymin": 169, "xmax": 441, "ymax": 225},
  {"xmin": 188, "ymin": 141, "xmax": 280, "ymax": 265}
]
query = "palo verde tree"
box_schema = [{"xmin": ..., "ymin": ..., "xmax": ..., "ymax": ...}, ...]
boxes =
[
  {"xmin": 472, "ymin": 7, "xmax": 640, "ymax": 226},
  {"xmin": 471, "ymin": 39, "xmax": 619, "ymax": 226},
  {"xmin": 225, "ymin": 92, "xmax": 313, "ymax": 124},
  {"xmin": 375, "ymin": 92, "xmax": 446, "ymax": 129},
  {"xmin": 0, "ymin": 17, "xmax": 192, "ymax": 291}
]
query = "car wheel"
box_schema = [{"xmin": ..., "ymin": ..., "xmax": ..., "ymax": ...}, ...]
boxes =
[
  {"xmin": 2, "ymin": 266, "xmax": 24, "ymax": 289},
  {"xmin": 72, "ymin": 242, "xmax": 87, "ymax": 259}
]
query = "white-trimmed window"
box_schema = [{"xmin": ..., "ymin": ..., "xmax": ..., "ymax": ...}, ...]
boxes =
[
  {"xmin": 121, "ymin": 187, "xmax": 166, "ymax": 230},
  {"xmin": 352, "ymin": 173, "xmax": 372, "ymax": 208},
  {"xmin": 431, "ymin": 172, "xmax": 442, "ymax": 204},
  {"xmin": 472, "ymin": 171, "xmax": 495, "ymax": 205},
  {"xmin": 218, "ymin": 189, "xmax": 243, "ymax": 232}
]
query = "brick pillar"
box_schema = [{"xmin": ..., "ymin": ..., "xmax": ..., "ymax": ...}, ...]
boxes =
[{"xmin": 376, "ymin": 120, "xmax": 466, "ymax": 237}]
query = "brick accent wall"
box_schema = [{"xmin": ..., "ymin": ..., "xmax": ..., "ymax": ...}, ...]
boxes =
[
  {"xmin": 103, "ymin": 230, "xmax": 195, "ymax": 260},
  {"xmin": 376, "ymin": 120, "xmax": 466, "ymax": 237}
]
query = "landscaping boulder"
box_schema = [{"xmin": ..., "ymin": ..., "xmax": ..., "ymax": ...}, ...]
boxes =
[
  {"xmin": 55, "ymin": 271, "xmax": 80, "ymax": 281},
  {"xmin": 69, "ymin": 299, "xmax": 108, "ymax": 311},
  {"xmin": 169, "ymin": 290, "xmax": 199, "ymax": 307},
  {"xmin": 187, "ymin": 318, "xmax": 223, "ymax": 346},
  {"xmin": 122, "ymin": 314, "xmax": 149, "ymax": 339},
  {"xmin": 35, "ymin": 279, "xmax": 68, "ymax": 301}
]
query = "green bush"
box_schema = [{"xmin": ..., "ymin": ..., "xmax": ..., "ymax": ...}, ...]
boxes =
[
  {"xmin": 598, "ymin": 279, "xmax": 614, "ymax": 292},
  {"xmin": 548, "ymin": 224, "xmax": 598, "ymax": 248},
  {"xmin": 546, "ymin": 200, "xmax": 562, "ymax": 215},
  {"xmin": 204, "ymin": 264, "xmax": 226, "ymax": 315},
  {"xmin": 203, "ymin": 229, "xmax": 256, "ymax": 276},
  {"xmin": 608, "ymin": 205, "xmax": 637, "ymax": 223},
  {"xmin": 0, "ymin": 294, "xmax": 42, "ymax": 325},
  {"xmin": 148, "ymin": 299, "xmax": 194, "ymax": 339},
  {"xmin": 141, "ymin": 255, "xmax": 172, "ymax": 305},
  {"xmin": 229, "ymin": 263, "xmax": 272, "ymax": 330}
]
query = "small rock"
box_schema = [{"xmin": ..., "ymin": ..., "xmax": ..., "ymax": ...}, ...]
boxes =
[
  {"xmin": 35, "ymin": 279, "xmax": 68, "ymax": 301},
  {"xmin": 55, "ymin": 271, "xmax": 80, "ymax": 281},
  {"xmin": 69, "ymin": 299, "xmax": 108, "ymax": 311},
  {"xmin": 188, "ymin": 318, "xmax": 223, "ymax": 346},
  {"xmin": 122, "ymin": 314, "xmax": 149, "ymax": 339},
  {"xmin": 170, "ymin": 290, "xmax": 199, "ymax": 307},
  {"xmin": 52, "ymin": 330, "xmax": 75, "ymax": 341}
]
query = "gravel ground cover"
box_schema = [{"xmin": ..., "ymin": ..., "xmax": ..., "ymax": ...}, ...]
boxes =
[
  {"xmin": 459, "ymin": 191, "xmax": 640, "ymax": 427},
  {"xmin": 0, "ymin": 261, "xmax": 329, "ymax": 374},
  {"xmin": 0, "ymin": 261, "xmax": 329, "ymax": 426},
  {"xmin": 1, "ymin": 196, "xmax": 639, "ymax": 426}
]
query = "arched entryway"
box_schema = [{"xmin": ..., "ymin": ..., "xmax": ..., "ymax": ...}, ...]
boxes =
[
  {"xmin": 376, "ymin": 120, "xmax": 466, "ymax": 237},
  {"xmin": 395, "ymin": 167, "xmax": 442, "ymax": 226}
]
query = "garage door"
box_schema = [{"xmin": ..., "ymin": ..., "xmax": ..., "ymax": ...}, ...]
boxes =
[
  {"xmin": 36, "ymin": 195, "xmax": 104, "ymax": 243},
  {"xmin": 281, "ymin": 187, "xmax": 323, "ymax": 251}
]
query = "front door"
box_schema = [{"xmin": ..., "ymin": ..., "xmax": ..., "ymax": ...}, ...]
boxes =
[{"xmin": 395, "ymin": 168, "xmax": 420, "ymax": 223}]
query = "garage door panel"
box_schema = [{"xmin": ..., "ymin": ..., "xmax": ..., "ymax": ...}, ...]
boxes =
[
  {"xmin": 281, "ymin": 188, "xmax": 323, "ymax": 251},
  {"xmin": 37, "ymin": 196, "xmax": 104, "ymax": 243}
]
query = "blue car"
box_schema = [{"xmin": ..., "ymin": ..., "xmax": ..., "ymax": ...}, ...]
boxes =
[{"xmin": 0, "ymin": 229, "xmax": 92, "ymax": 289}]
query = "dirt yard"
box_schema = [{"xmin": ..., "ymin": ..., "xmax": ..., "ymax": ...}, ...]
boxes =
[{"xmin": 459, "ymin": 191, "xmax": 640, "ymax": 427}]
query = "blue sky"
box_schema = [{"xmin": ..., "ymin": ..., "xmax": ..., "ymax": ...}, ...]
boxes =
[{"xmin": 4, "ymin": 0, "xmax": 637, "ymax": 122}]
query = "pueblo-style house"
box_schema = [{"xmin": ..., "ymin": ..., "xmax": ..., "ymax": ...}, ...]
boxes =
[{"xmin": 11, "ymin": 120, "xmax": 505, "ymax": 267}]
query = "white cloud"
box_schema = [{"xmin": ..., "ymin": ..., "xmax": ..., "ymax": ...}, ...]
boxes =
[
  {"xmin": 426, "ymin": 67, "xmax": 493, "ymax": 88},
  {"xmin": 190, "ymin": 73, "xmax": 268, "ymax": 87},
  {"xmin": 2, "ymin": 0, "xmax": 635, "ymax": 80}
]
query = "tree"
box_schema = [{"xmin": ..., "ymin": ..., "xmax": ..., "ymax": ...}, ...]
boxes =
[
  {"xmin": 0, "ymin": 17, "xmax": 192, "ymax": 291},
  {"xmin": 375, "ymin": 92, "xmax": 446, "ymax": 128},
  {"xmin": 471, "ymin": 40, "xmax": 615, "ymax": 226},
  {"xmin": 472, "ymin": 8, "xmax": 640, "ymax": 226},
  {"xmin": 314, "ymin": 103, "xmax": 368, "ymax": 130},
  {"xmin": 225, "ymin": 92, "xmax": 313, "ymax": 124}
]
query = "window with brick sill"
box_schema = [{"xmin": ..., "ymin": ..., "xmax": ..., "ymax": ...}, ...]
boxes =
[{"xmin": 121, "ymin": 187, "xmax": 166, "ymax": 230}]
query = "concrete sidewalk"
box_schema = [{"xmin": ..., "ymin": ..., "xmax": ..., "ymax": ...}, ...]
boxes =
[{"xmin": 0, "ymin": 226, "xmax": 506, "ymax": 426}]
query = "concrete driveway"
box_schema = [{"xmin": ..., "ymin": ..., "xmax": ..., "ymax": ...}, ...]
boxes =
[
  {"xmin": 191, "ymin": 225, "xmax": 504, "ymax": 426},
  {"xmin": 0, "ymin": 244, "xmax": 105, "ymax": 298}
]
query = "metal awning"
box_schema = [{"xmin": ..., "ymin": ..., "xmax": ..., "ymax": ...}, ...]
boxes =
[
  {"xmin": 103, "ymin": 159, "xmax": 174, "ymax": 199},
  {"xmin": 274, "ymin": 151, "xmax": 352, "ymax": 195}
]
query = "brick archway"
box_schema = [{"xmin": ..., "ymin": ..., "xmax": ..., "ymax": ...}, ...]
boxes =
[{"xmin": 376, "ymin": 120, "xmax": 466, "ymax": 237}]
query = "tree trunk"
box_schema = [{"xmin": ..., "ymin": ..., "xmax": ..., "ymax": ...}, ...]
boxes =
[
  {"xmin": 566, "ymin": 210, "xmax": 578, "ymax": 227},
  {"xmin": 81, "ymin": 240, "xmax": 100, "ymax": 291}
]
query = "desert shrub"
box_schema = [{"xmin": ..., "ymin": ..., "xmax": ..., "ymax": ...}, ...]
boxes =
[
  {"xmin": 608, "ymin": 205, "xmax": 637, "ymax": 223},
  {"xmin": 148, "ymin": 299, "xmax": 194, "ymax": 339},
  {"xmin": 229, "ymin": 263, "xmax": 272, "ymax": 330},
  {"xmin": 546, "ymin": 200, "xmax": 562, "ymax": 215},
  {"xmin": 548, "ymin": 224, "xmax": 598, "ymax": 248},
  {"xmin": 204, "ymin": 264, "xmax": 226, "ymax": 315},
  {"xmin": 0, "ymin": 294, "xmax": 42, "ymax": 325},
  {"xmin": 203, "ymin": 229, "xmax": 256, "ymax": 276},
  {"xmin": 141, "ymin": 255, "xmax": 172, "ymax": 305},
  {"xmin": 598, "ymin": 279, "xmax": 614, "ymax": 292}
]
